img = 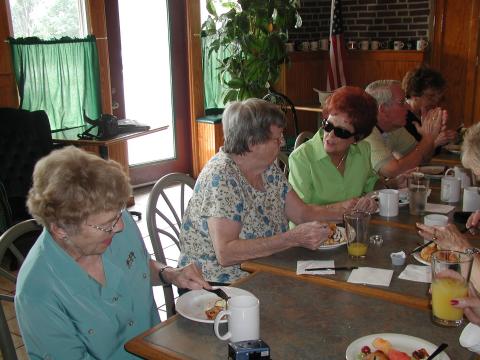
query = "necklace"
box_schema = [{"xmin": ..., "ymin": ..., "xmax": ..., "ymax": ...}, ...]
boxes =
[{"xmin": 335, "ymin": 152, "xmax": 347, "ymax": 169}]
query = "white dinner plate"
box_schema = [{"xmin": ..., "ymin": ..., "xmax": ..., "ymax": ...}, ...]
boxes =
[
  {"xmin": 318, "ymin": 226, "xmax": 346, "ymax": 250},
  {"xmin": 175, "ymin": 287, "xmax": 254, "ymax": 323},
  {"xmin": 345, "ymin": 333, "xmax": 450, "ymax": 360},
  {"xmin": 413, "ymin": 251, "xmax": 430, "ymax": 266},
  {"xmin": 444, "ymin": 144, "xmax": 462, "ymax": 155},
  {"xmin": 419, "ymin": 165, "xmax": 446, "ymax": 179}
]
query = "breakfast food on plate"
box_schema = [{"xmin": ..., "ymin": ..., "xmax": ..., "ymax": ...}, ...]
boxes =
[
  {"xmin": 205, "ymin": 299, "xmax": 226, "ymax": 320},
  {"xmin": 420, "ymin": 243, "xmax": 438, "ymax": 263},
  {"xmin": 357, "ymin": 337, "xmax": 429, "ymax": 360},
  {"xmin": 322, "ymin": 223, "xmax": 344, "ymax": 246}
]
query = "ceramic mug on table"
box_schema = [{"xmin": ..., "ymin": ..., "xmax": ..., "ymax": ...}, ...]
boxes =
[
  {"xmin": 393, "ymin": 41, "xmax": 404, "ymax": 50},
  {"xmin": 441, "ymin": 175, "xmax": 461, "ymax": 203},
  {"xmin": 379, "ymin": 189, "xmax": 399, "ymax": 217},
  {"xmin": 463, "ymin": 186, "xmax": 480, "ymax": 212},
  {"xmin": 214, "ymin": 295, "xmax": 260, "ymax": 342},
  {"xmin": 445, "ymin": 166, "xmax": 472, "ymax": 189}
]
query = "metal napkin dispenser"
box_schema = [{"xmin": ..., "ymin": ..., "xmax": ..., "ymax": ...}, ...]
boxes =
[{"xmin": 228, "ymin": 339, "xmax": 271, "ymax": 360}]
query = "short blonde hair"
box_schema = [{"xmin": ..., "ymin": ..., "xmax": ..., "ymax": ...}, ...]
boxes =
[
  {"xmin": 27, "ymin": 146, "xmax": 131, "ymax": 229},
  {"xmin": 462, "ymin": 123, "xmax": 480, "ymax": 174}
]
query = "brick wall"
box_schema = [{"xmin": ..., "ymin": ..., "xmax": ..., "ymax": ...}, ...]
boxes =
[{"xmin": 289, "ymin": 0, "xmax": 430, "ymax": 43}]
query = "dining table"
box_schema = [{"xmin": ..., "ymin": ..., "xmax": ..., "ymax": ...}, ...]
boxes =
[{"xmin": 126, "ymin": 155, "xmax": 480, "ymax": 359}]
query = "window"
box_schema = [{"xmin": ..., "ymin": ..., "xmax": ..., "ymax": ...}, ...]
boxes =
[{"xmin": 9, "ymin": 0, "xmax": 87, "ymax": 38}]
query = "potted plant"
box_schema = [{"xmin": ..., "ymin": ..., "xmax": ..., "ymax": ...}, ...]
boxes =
[{"xmin": 202, "ymin": 0, "xmax": 302, "ymax": 102}]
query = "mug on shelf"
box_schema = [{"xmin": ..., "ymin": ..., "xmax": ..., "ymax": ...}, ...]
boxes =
[
  {"xmin": 393, "ymin": 41, "xmax": 404, "ymax": 51},
  {"xmin": 370, "ymin": 40, "xmax": 381, "ymax": 50},
  {"xmin": 417, "ymin": 39, "xmax": 429, "ymax": 51},
  {"xmin": 347, "ymin": 41, "xmax": 357, "ymax": 50},
  {"xmin": 285, "ymin": 42, "xmax": 294, "ymax": 52},
  {"xmin": 300, "ymin": 41, "xmax": 310, "ymax": 51},
  {"xmin": 310, "ymin": 40, "xmax": 319, "ymax": 51},
  {"xmin": 320, "ymin": 38, "xmax": 329, "ymax": 50},
  {"xmin": 359, "ymin": 40, "xmax": 369, "ymax": 50}
]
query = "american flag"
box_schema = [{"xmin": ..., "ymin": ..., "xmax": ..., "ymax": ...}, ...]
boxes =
[{"xmin": 326, "ymin": 0, "xmax": 347, "ymax": 91}]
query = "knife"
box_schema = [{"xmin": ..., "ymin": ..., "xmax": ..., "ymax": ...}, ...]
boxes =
[
  {"xmin": 305, "ymin": 266, "xmax": 358, "ymax": 271},
  {"xmin": 426, "ymin": 342, "xmax": 448, "ymax": 360},
  {"xmin": 408, "ymin": 240, "xmax": 434, "ymax": 255}
]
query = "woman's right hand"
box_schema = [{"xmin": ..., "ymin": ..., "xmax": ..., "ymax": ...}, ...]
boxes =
[
  {"xmin": 290, "ymin": 221, "xmax": 331, "ymax": 250},
  {"xmin": 467, "ymin": 210, "xmax": 480, "ymax": 234},
  {"xmin": 416, "ymin": 223, "xmax": 471, "ymax": 252},
  {"xmin": 452, "ymin": 284, "xmax": 480, "ymax": 326}
]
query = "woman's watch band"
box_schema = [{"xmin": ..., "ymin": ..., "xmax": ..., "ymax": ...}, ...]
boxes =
[
  {"xmin": 465, "ymin": 247, "xmax": 480, "ymax": 255},
  {"xmin": 158, "ymin": 266, "xmax": 173, "ymax": 285}
]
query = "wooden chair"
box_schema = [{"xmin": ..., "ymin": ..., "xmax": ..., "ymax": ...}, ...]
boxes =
[
  {"xmin": 294, "ymin": 131, "xmax": 315, "ymax": 150},
  {"xmin": 146, "ymin": 173, "xmax": 195, "ymax": 318},
  {"xmin": 0, "ymin": 219, "xmax": 42, "ymax": 360},
  {"xmin": 276, "ymin": 151, "xmax": 290, "ymax": 177}
]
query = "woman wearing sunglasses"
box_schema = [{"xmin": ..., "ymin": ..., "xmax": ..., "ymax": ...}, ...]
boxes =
[{"xmin": 288, "ymin": 86, "xmax": 379, "ymax": 214}]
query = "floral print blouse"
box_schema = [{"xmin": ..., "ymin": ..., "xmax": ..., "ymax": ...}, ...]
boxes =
[{"xmin": 178, "ymin": 149, "xmax": 290, "ymax": 283}]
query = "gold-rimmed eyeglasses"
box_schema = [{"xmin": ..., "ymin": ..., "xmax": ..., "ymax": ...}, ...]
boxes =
[{"xmin": 86, "ymin": 206, "xmax": 125, "ymax": 233}]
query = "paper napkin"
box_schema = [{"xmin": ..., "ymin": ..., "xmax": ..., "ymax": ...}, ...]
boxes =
[
  {"xmin": 398, "ymin": 264, "xmax": 432, "ymax": 283},
  {"xmin": 347, "ymin": 267, "xmax": 393, "ymax": 287},
  {"xmin": 425, "ymin": 203, "xmax": 456, "ymax": 214},
  {"xmin": 297, "ymin": 260, "xmax": 335, "ymax": 275}
]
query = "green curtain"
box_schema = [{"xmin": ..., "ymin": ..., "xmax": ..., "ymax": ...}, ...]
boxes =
[
  {"xmin": 9, "ymin": 36, "xmax": 101, "ymax": 131},
  {"xmin": 201, "ymin": 34, "xmax": 230, "ymax": 109}
]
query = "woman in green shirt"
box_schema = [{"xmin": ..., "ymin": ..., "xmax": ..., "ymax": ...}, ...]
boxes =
[{"xmin": 288, "ymin": 86, "xmax": 379, "ymax": 213}]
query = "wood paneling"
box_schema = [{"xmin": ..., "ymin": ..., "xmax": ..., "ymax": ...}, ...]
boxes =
[
  {"xmin": 196, "ymin": 122, "xmax": 223, "ymax": 171},
  {"xmin": 430, "ymin": 0, "xmax": 480, "ymax": 127}
]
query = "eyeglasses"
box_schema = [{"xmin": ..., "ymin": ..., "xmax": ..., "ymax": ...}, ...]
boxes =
[
  {"xmin": 321, "ymin": 119, "xmax": 355, "ymax": 139},
  {"xmin": 390, "ymin": 98, "xmax": 407, "ymax": 106},
  {"xmin": 86, "ymin": 207, "xmax": 125, "ymax": 233}
]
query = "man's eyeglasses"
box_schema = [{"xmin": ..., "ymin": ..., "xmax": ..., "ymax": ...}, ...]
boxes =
[
  {"xmin": 321, "ymin": 119, "xmax": 355, "ymax": 139},
  {"xmin": 86, "ymin": 207, "xmax": 125, "ymax": 233},
  {"xmin": 390, "ymin": 98, "xmax": 407, "ymax": 106}
]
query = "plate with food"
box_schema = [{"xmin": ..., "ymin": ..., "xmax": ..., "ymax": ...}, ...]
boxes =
[
  {"xmin": 318, "ymin": 224, "xmax": 347, "ymax": 250},
  {"xmin": 444, "ymin": 144, "xmax": 462, "ymax": 155},
  {"xmin": 419, "ymin": 165, "xmax": 446, "ymax": 179},
  {"xmin": 175, "ymin": 287, "xmax": 254, "ymax": 323},
  {"xmin": 413, "ymin": 242, "xmax": 438, "ymax": 265},
  {"xmin": 346, "ymin": 333, "xmax": 450, "ymax": 360}
]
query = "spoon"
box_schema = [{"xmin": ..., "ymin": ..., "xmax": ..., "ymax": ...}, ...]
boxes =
[{"xmin": 427, "ymin": 342, "xmax": 448, "ymax": 360}]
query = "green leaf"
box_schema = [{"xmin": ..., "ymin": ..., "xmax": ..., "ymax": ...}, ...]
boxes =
[{"xmin": 206, "ymin": 0, "xmax": 217, "ymax": 17}]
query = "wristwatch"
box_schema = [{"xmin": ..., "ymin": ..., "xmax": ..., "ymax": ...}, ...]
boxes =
[
  {"xmin": 158, "ymin": 266, "xmax": 173, "ymax": 285},
  {"xmin": 464, "ymin": 248, "xmax": 480, "ymax": 255}
]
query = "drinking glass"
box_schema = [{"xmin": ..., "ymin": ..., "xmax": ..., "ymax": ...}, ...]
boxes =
[
  {"xmin": 431, "ymin": 250, "xmax": 473, "ymax": 326},
  {"xmin": 408, "ymin": 173, "xmax": 430, "ymax": 215},
  {"xmin": 344, "ymin": 210, "xmax": 370, "ymax": 259}
]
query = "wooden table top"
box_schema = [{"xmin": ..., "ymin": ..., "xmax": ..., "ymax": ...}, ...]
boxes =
[{"xmin": 125, "ymin": 272, "xmax": 472, "ymax": 359}]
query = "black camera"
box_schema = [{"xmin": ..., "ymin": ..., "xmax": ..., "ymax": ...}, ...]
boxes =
[{"xmin": 228, "ymin": 339, "xmax": 271, "ymax": 360}]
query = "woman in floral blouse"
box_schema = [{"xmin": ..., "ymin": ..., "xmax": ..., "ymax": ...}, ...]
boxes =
[{"xmin": 179, "ymin": 98, "xmax": 346, "ymax": 284}]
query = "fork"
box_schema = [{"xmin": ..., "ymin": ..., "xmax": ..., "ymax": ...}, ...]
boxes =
[{"xmin": 203, "ymin": 287, "xmax": 230, "ymax": 301}]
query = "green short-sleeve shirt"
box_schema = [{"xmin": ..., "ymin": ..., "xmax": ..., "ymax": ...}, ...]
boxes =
[
  {"xmin": 288, "ymin": 131, "xmax": 378, "ymax": 206},
  {"xmin": 364, "ymin": 126, "xmax": 417, "ymax": 171},
  {"xmin": 15, "ymin": 212, "xmax": 159, "ymax": 360}
]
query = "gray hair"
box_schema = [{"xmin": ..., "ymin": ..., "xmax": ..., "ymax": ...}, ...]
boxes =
[
  {"xmin": 365, "ymin": 80, "xmax": 401, "ymax": 106},
  {"xmin": 222, "ymin": 98, "xmax": 287, "ymax": 155},
  {"xmin": 462, "ymin": 123, "xmax": 480, "ymax": 174}
]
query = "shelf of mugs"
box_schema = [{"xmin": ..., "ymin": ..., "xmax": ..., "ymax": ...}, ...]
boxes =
[{"xmin": 286, "ymin": 39, "xmax": 429, "ymax": 52}]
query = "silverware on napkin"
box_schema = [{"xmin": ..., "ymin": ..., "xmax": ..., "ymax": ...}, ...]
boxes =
[
  {"xmin": 408, "ymin": 240, "xmax": 434, "ymax": 255},
  {"xmin": 305, "ymin": 266, "xmax": 358, "ymax": 272},
  {"xmin": 426, "ymin": 342, "xmax": 448, "ymax": 360},
  {"xmin": 203, "ymin": 287, "xmax": 230, "ymax": 301}
]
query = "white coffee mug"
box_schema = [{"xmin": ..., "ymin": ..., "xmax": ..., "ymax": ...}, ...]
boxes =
[
  {"xmin": 320, "ymin": 38, "xmax": 329, "ymax": 50},
  {"xmin": 359, "ymin": 40, "xmax": 369, "ymax": 50},
  {"xmin": 214, "ymin": 295, "xmax": 260, "ymax": 342},
  {"xmin": 424, "ymin": 214, "xmax": 449, "ymax": 227},
  {"xmin": 393, "ymin": 41, "xmax": 404, "ymax": 50},
  {"xmin": 379, "ymin": 189, "xmax": 399, "ymax": 217},
  {"xmin": 441, "ymin": 175, "xmax": 461, "ymax": 203},
  {"xmin": 463, "ymin": 187, "xmax": 480, "ymax": 212},
  {"xmin": 347, "ymin": 41, "xmax": 357, "ymax": 50},
  {"xmin": 310, "ymin": 41, "xmax": 318, "ymax": 51},
  {"xmin": 417, "ymin": 39, "xmax": 429, "ymax": 51},
  {"xmin": 301, "ymin": 41, "xmax": 310, "ymax": 51},
  {"xmin": 446, "ymin": 166, "xmax": 472, "ymax": 189},
  {"xmin": 370, "ymin": 40, "xmax": 380, "ymax": 50}
]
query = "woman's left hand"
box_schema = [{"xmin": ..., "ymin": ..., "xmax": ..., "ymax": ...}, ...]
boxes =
[
  {"xmin": 166, "ymin": 263, "xmax": 211, "ymax": 290},
  {"xmin": 354, "ymin": 196, "xmax": 378, "ymax": 214},
  {"xmin": 416, "ymin": 223, "xmax": 471, "ymax": 252}
]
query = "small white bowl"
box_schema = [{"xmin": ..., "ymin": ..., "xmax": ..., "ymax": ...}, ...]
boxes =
[{"xmin": 460, "ymin": 323, "xmax": 480, "ymax": 353}]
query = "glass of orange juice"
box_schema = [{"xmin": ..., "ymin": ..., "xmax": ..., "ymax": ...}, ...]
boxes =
[
  {"xmin": 431, "ymin": 250, "xmax": 473, "ymax": 326},
  {"xmin": 344, "ymin": 210, "xmax": 370, "ymax": 259}
]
